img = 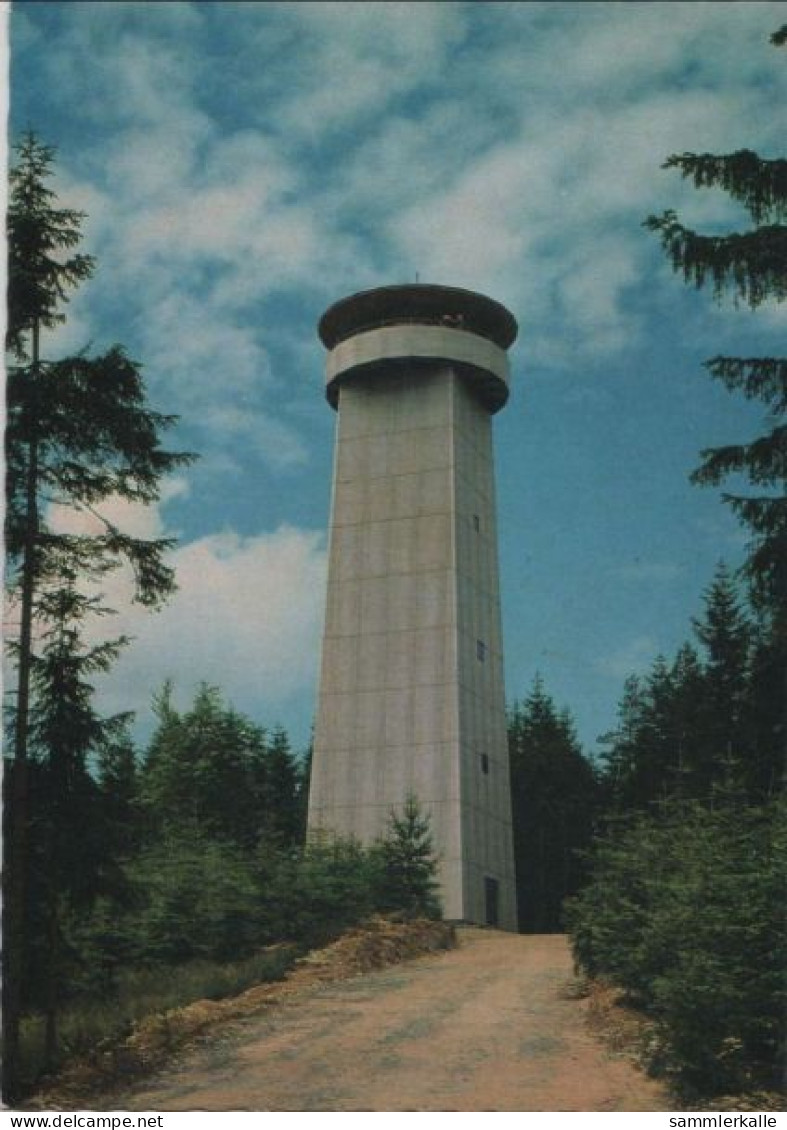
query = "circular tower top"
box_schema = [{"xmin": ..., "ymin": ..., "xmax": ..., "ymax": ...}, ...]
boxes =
[
  {"xmin": 319, "ymin": 284, "xmax": 518, "ymax": 413},
  {"xmin": 319, "ymin": 283, "xmax": 518, "ymax": 350}
]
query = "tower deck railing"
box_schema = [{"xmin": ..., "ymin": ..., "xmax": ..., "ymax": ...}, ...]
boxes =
[{"xmin": 327, "ymin": 314, "xmax": 500, "ymax": 349}]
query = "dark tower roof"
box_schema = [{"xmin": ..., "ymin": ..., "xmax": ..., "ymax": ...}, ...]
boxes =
[{"xmin": 319, "ymin": 283, "xmax": 518, "ymax": 351}]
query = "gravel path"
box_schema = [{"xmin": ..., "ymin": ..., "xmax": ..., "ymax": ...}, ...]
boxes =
[{"xmin": 113, "ymin": 929, "xmax": 669, "ymax": 1112}]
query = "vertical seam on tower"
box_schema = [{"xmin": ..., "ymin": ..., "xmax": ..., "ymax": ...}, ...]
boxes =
[{"xmin": 447, "ymin": 366, "xmax": 466, "ymax": 918}]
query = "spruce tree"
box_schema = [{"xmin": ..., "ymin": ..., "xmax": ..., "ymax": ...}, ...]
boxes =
[
  {"xmin": 3, "ymin": 133, "xmax": 193, "ymax": 1100},
  {"xmin": 140, "ymin": 684, "xmax": 269, "ymax": 852},
  {"xmin": 375, "ymin": 794, "xmax": 442, "ymax": 919},
  {"xmin": 599, "ymin": 625, "xmax": 752, "ymax": 810},
  {"xmin": 690, "ymin": 563, "xmax": 752, "ymax": 795},
  {"xmin": 508, "ymin": 676, "xmax": 598, "ymax": 931},
  {"xmin": 598, "ymin": 674, "xmax": 646, "ymax": 812},
  {"xmin": 666, "ymin": 642, "xmax": 707, "ymax": 797},
  {"xmin": 24, "ymin": 577, "xmax": 132, "ymax": 1070},
  {"xmin": 746, "ymin": 625, "xmax": 787, "ymax": 797},
  {"xmin": 636, "ymin": 656, "xmax": 680, "ymax": 806},
  {"xmin": 97, "ymin": 727, "xmax": 141, "ymax": 862},
  {"xmin": 644, "ymin": 30, "xmax": 787, "ymax": 625},
  {"xmin": 260, "ymin": 726, "xmax": 302, "ymax": 850},
  {"xmin": 566, "ymin": 797, "xmax": 786, "ymax": 1096}
]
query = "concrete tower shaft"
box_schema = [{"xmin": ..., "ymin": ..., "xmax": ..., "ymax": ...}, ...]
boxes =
[{"xmin": 308, "ymin": 285, "xmax": 518, "ymax": 930}]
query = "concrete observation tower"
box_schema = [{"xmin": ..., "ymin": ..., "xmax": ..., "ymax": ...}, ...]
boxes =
[{"xmin": 307, "ymin": 284, "xmax": 518, "ymax": 930}]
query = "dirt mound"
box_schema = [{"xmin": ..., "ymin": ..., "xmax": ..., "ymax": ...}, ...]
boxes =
[
  {"xmin": 291, "ymin": 915, "xmax": 456, "ymax": 982},
  {"xmin": 26, "ymin": 917, "xmax": 455, "ymax": 1110}
]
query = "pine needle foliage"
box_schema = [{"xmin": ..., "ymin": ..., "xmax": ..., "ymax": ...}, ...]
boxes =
[
  {"xmin": 6, "ymin": 132, "xmax": 95, "ymax": 359},
  {"xmin": 644, "ymin": 35, "xmax": 787, "ymax": 623},
  {"xmin": 373, "ymin": 794, "xmax": 442, "ymax": 920},
  {"xmin": 3, "ymin": 133, "xmax": 193, "ymax": 1102},
  {"xmin": 508, "ymin": 676, "xmax": 598, "ymax": 932},
  {"xmin": 565, "ymin": 797, "xmax": 786, "ymax": 1098}
]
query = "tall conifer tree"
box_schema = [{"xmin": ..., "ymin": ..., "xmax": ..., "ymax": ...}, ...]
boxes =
[
  {"xmin": 645, "ymin": 30, "xmax": 787, "ymax": 625},
  {"xmin": 508, "ymin": 677, "xmax": 598, "ymax": 932},
  {"xmin": 3, "ymin": 134, "xmax": 193, "ymax": 1100}
]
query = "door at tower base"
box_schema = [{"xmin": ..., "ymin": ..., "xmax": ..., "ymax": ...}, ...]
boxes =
[{"xmin": 308, "ymin": 363, "xmax": 517, "ymax": 931}]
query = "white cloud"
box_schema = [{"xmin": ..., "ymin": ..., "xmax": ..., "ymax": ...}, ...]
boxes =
[
  {"xmin": 46, "ymin": 480, "xmax": 191, "ymax": 543},
  {"xmin": 382, "ymin": 59, "xmax": 779, "ymax": 361},
  {"xmin": 96, "ymin": 524, "xmax": 327, "ymax": 728},
  {"xmin": 142, "ymin": 292, "xmax": 270, "ymax": 396},
  {"xmin": 489, "ymin": 1, "xmax": 784, "ymax": 112},
  {"xmin": 38, "ymin": 13, "xmax": 208, "ymax": 134},
  {"xmin": 261, "ymin": 1, "xmax": 468, "ymax": 140},
  {"xmin": 103, "ymin": 126, "xmax": 206, "ymax": 205},
  {"xmin": 44, "ymin": 499, "xmax": 328, "ymax": 731},
  {"xmin": 47, "ymin": 494, "xmax": 167, "ymax": 543},
  {"xmin": 203, "ymin": 408, "xmax": 309, "ymax": 470}
]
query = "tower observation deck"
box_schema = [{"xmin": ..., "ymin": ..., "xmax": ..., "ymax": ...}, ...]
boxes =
[{"xmin": 308, "ymin": 284, "xmax": 519, "ymax": 929}]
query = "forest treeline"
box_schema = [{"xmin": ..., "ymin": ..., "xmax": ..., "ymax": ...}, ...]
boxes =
[
  {"xmin": 527, "ymin": 563, "xmax": 785, "ymax": 1100},
  {"xmin": 509, "ymin": 563, "xmax": 785, "ymax": 940},
  {"xmin": 11, "ymin": 571, "xmax": 783, "ymax": 1099},
  {"xmin": 9, "ymin": 681, "xmax": 444, "ymax": 1091},
  {"xmin": 9, "ymin": 559, "xmax": 782, "ymax": 1099}
]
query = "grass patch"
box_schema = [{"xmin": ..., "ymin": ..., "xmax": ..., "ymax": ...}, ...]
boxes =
[{"xmin": 19, "ymin": 945, "xmax": 298, "ymax": 1094}]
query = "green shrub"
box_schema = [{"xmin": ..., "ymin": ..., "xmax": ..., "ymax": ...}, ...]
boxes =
[
  {"xmin": 566, "ymin": 797, "xmax": 786, "ymax": 1097},
  {"xmin": 261, "ymin": 796, "xmax": 442, "ymax": 948},
  {"xmin": 262, "ymin": 836, "xmax": 381, "ymax": 949},
  {"xmin": 128, "ymin": 831, "xmax": 264, "ymax": 963}
]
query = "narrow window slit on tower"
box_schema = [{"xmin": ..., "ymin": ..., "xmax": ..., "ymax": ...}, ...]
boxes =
[
  {"xmin": 476, "ymin": 639, "xmax": 486, "ymax": 661},
  {"xmin": 473, "ymin": 514, "xmax": 480, "ymax": 532},
  {"xmin": 480, "ymin": 753, "xmax": 489, "ymax": 775},
  {"xmin": 484, "ymin": 876, "xmax": 499, "ymax": 928}
]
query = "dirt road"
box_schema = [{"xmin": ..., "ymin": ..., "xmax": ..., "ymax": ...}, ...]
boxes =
[{"xmin": 112, "ymin": 929, "xmax": 669, "ymax": 1112}]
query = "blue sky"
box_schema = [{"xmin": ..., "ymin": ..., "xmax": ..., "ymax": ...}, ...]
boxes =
[{"xmin": 8, "ymin": 1, "xmax": 785, "ymax": 757}]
